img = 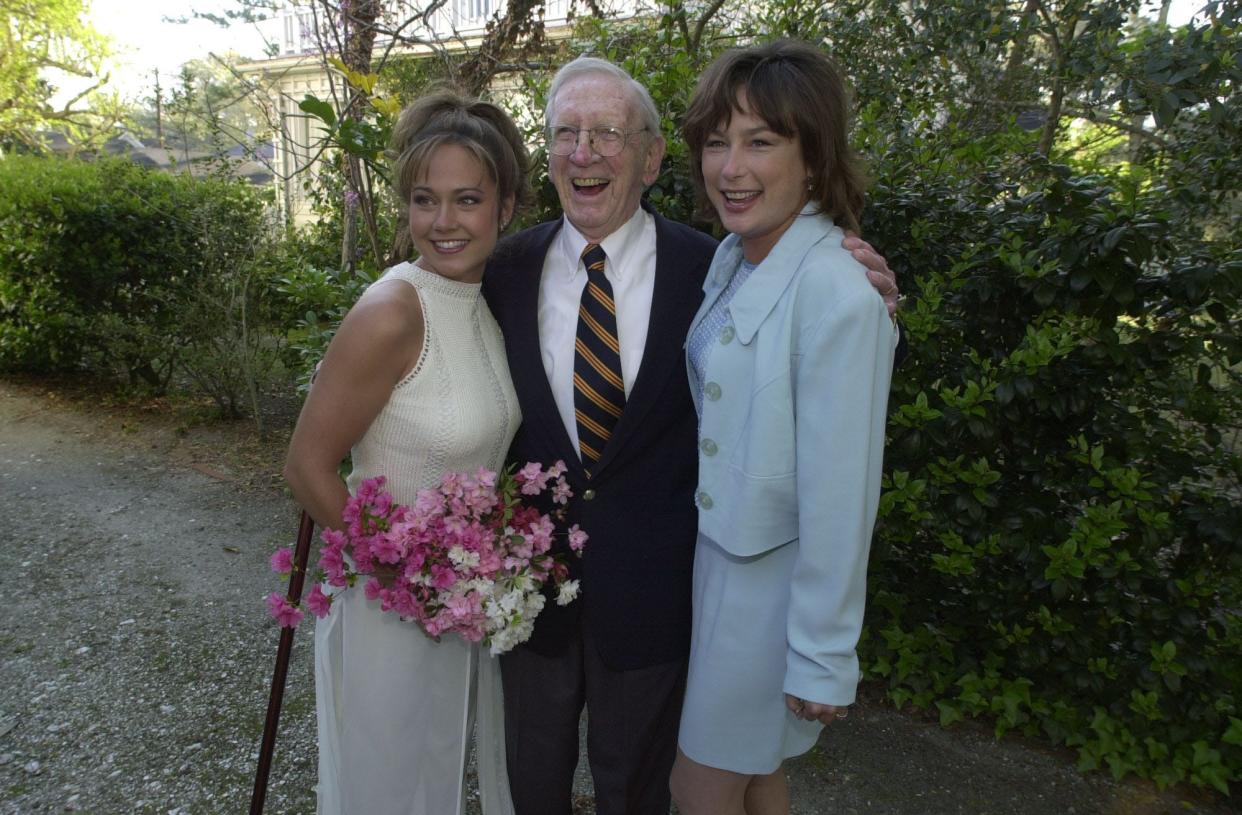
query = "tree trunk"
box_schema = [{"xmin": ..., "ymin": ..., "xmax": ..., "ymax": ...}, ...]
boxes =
[
  {"xmin": 1039, "ymin": 74, "xmax": 1065, "ymax": 155},
  {"xmin": 339, "ymin": 0, "xmax": 382, "ymax": 274},
  {"xmin": 457, "ymin": 0, "xmax": 548, "ymax": 96}
]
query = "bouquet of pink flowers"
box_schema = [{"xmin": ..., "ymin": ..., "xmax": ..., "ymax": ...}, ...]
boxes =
[{"xmin": 267, "ymin": 461, "xmax": 586, "ymax": 655}]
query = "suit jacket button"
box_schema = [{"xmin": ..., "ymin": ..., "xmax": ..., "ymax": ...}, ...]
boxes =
[
  {"xmin": 582, "ymin": 489, "xmax": 596, "ymax": 501},
  {"xmin": 696, "ymin": 491, "xmax": 713, "ymax": 509},
  {"xmin": 704, "ymin": 382, "xmax": 722, "ymax": 401},
  {"xmin": 720, "ymin": 325, "xmax": 735, "ymax": 344},
  {"xmin": 700, "ymin": 438, "xmax": 718, "ymax": 456}
]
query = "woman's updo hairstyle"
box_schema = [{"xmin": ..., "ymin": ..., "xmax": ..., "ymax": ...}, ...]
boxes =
[{"xmin": 387, "ymin": 87, "xmax": 531, "ymax": 259}]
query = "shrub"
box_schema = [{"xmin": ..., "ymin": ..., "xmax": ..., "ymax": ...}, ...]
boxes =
[
  {"xmin": 861, "ymin": 137, "xmax": 1242, "ymax": 792},
  {"xmin": 0, "ymin": 155, "xmax": 270, "ymax": 388},
  {"xmin": 173, "ymin": 211, "xmax": 301, "ymax": 426},
  {"xmin": 273, "ymin": 262, "xmax": 377, "ymax": 393}
]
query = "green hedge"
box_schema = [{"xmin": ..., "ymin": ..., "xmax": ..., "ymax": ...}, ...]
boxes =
[
  {"xmin": 0, "ymin": 155, "xmax": 269, "ymax": 388},
  {"xmin": 861, "ymin": 145, "xmax": 1242, "ymax": 792}
]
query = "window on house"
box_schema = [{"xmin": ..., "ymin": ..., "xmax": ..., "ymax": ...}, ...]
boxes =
[{"xmin": 458, "ymin": 0, "xmax": 493, "ymax": 24}]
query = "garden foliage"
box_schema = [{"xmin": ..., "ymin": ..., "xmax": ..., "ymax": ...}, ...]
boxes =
[
  {"xmin": 0, "ymin": 155, "xmax": 295, "ymax": 418},
  {"xmin": 0, "ymin": 0, "xmax": 1238, "ymax": 793},
  {"xmin": 863, "ymin": 143, "xmax": 1242, "ymax": 793},
  {"xmin": 823, "ymin": 1, "xmax": 1241, "ymax": 792}
]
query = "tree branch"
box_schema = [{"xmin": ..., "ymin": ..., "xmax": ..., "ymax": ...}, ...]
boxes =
[{"xmin": 690, "ymin": 0, "xmax": 729, "ymax": 53}]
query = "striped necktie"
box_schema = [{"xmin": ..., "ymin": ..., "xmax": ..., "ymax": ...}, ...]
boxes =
[{"xmin": 573, "ymin": 243, "xmax": 625, "ymax": 472}]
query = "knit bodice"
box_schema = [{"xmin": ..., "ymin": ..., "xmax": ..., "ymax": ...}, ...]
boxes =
[{"xmin": 346, "ymin": 262, "xmax": 521, "ymax": 507}]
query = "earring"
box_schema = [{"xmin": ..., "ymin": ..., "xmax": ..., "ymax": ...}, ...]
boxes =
[{"xmin": 806, "ymin": 177, "xmax": 813, "ymax": 191}]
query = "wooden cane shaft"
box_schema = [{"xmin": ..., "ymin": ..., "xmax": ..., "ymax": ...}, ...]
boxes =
[{"xmin": 250, "ymin": 510, "xmax": 315, "ymax": 815}]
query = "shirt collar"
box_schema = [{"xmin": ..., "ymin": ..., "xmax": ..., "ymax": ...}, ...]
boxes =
[{"xmin": 558, "ymin": 208, "xmax": 650, "ymax": 279}]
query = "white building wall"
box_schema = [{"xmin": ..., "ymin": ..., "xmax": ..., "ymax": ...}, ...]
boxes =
[{"xmin": 243, "ymin": 0, "xmax": 639, "ymax": 226}]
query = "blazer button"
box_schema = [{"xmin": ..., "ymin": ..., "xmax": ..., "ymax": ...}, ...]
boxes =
[
  {"xmin": 700, "ymin": 438, "xmax": 718, "ymax": 456},
  {"xmin": 704, "ymin": 382, "xmax": 722, "ymax": 401},
  {"xmin": 720, "ymin": 325, "xmax": 735, "ymax": 345},
  {"xmin": 696, "ymin": 491, "xmax": 713, "ymax": 509},
  {"xmin": 582, "ymin": 489, "xmax": 596, "ymax": 501}
]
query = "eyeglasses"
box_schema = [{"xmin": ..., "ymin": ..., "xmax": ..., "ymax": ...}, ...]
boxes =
[{"xmin": 543, "ymin": 125, "xmax": 648, "ymax": 157}]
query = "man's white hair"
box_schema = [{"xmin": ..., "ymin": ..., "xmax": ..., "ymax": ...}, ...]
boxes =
[{"xmin": 544, "ymin": 56, "xmax": 662, "ymax": 138}]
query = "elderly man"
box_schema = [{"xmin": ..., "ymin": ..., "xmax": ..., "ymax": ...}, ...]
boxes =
[{"xmin": 482, "ymin": 57, "xmax": 897, "ymax": 815}]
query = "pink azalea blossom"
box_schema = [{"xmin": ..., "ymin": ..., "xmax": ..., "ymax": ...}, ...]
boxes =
[
  {"xmin": 270, "ymin": 547, "xmax": 294, "ymax": 574},
  {"xmin": 370, "ymin": 530, "xmax": 405, "ymax": 564},
  {"xmin": 389, "ymin": 586, "xmax": 421, "ymax": 619},
  {"xmin": 508, "ymin": 532, "xmax": 533, "ymax": 559},
  {"xmin": 318, "ymin": 538, "xmax": 347, "ymax": 587},
  {"xmin": 567, "ymin": 525, "xmax": 588, "ymax": 553},
  {"xmin": 364, "ymin": 578, "xmax": 386, "ymax": 602},
  {"xmin": 266, "ymin": 592, "xmax": 304, "ymax": 628},
  {"xmin": 371, "ymin": 491, "xmax": 394, "ymax": 518},
  {"xmin": 306, "ymin": 584, "xmax": 332, "ymax": 618},
  {"xmin": 430, "ymin": 564, "xmax": 457, "ymax": 590},
  {"xmin": 526, "ymin": 516, "xmax": 555, "ymax": 554},
  {"xmin": 414, "ymin": 489, "xmax": 443, "ymax": 517},
  {"xmin": 354, "ymin": 475, "xmax": 385, "ymax": 503},
  {"xmin": 515, "ymin": 461, "xmax": 550, "ymax": 495},
  {"xmin": 477, "ymin": 546, "xmax": 502, "ymax": 575},
  {"xmin": 445, "ymin": 591, "xmax": 474, "ymax": 618}
]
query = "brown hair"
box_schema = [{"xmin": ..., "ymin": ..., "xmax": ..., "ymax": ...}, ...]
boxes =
[
  {"xmin": 681, "ymin": 39, "xmax": 866, "ymax": 233},
  {"xmin": 388, "ymin": 87, "xmax": 531, "ymax": 260}
]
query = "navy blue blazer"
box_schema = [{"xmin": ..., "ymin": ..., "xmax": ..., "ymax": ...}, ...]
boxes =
[{"xmin": 482, "ymin": 208, "xmax": 718, "ymax": 670}]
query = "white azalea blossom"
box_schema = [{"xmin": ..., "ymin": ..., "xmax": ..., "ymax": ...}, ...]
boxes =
[
  {"xmin": 498, "ymin": 588, "xmax": 525, "ymax": 614},
  {"xmin": 556, "ymin": 580, "xmax": 580, "ymax": 606},
  {"xmin": 448, "ymin": 545, "xmax": 481, "ymax": 569}
]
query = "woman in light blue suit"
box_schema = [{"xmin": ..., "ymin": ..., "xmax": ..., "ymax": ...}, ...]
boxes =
[{"xmin": 669, "ymin": 41, "xmax": 897, "ymax": 815}]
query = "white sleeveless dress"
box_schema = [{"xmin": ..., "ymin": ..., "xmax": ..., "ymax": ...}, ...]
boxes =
[{"xmin": 314, "ymin": 262, "xmax": 521, "ymax": 815}]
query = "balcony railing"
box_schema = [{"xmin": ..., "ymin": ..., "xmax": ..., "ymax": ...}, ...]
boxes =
[{"xmin": 264, "ymin": 0, "xmax": 577, "ymax": 57}]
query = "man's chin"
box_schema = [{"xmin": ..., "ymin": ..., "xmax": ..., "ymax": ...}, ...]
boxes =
[{"xmin": 564, "ymin": 209, "xmax": 612, "ymax": 238}]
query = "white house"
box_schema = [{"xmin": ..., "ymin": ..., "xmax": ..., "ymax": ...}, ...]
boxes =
[{"xmin": 239, "ymin": 0, "xmax": 638, "ymax": 224}]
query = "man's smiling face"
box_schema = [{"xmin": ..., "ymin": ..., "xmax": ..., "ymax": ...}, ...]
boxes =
[{"xmin": 546, "ymin": 73, "xmax": 665, "ymax": 243}]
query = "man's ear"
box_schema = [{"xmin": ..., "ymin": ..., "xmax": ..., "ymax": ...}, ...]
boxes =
[{"xmin": 642, "ymin": 134, "xmax": 667, "ymax": 186}]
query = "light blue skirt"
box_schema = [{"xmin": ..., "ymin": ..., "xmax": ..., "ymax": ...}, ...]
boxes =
[{"xmin": 677, "ymin": 532, "xmax": 822, "ymax": 774}]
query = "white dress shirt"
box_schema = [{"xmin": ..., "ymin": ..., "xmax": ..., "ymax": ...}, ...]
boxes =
[{"xmin": 537, "ymin": 208, "xmax": 658, "ymax": 457}]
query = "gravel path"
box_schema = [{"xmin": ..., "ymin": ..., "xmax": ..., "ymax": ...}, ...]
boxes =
[
  {"xmin": 0, "ymin": 384, "xmax": 313, "ymax": 814},
  {"xmin": 0, "ymin": 380, "xmax": 1234, "ymax": 815}
]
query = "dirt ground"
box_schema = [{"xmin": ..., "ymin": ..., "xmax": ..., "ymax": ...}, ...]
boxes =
[{"xmin": 0, "ymin": 378, "xmax": 1235, "ymax": 815}]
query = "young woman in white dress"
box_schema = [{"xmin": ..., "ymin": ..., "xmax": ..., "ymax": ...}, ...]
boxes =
[
  {"xmin": 670, "ymin": 41, "xmax": 896, "ymax": 815},
  {"xmin": 283, "ymin": 90, "xmax": 528, "ymax": 815}
]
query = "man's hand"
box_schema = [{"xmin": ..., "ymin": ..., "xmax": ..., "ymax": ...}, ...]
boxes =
[{"xmin": 844, "ymin": 232, "xmax": 899, "ymax": 318}]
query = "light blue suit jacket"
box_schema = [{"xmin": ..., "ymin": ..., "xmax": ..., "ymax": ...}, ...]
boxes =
[{"xmin": 686, "ymin": 208, "xmax": 896, "ymax": 706}]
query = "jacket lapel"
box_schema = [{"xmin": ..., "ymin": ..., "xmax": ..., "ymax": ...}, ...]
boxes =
[
  {"xmin": 726, "ymin": 207, "xmax": 835, "ymax": 345},
  {"xmin": 496, "ymin": 222, "xmax": 589, "ymax": 478}
]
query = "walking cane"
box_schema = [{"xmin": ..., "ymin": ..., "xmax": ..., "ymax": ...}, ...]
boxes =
[{"xmin": 250, "ymin": 510, "xmax": 316, "ymax": 815}]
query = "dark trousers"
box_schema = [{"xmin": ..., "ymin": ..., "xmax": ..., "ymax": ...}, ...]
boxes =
[{"xmin": 500, "ymin": 618, "xmax": 688, "ymax": 815}]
